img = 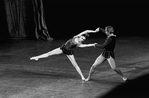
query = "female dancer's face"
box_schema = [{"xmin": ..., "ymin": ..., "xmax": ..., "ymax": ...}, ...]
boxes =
[
  {"xmin": 78, "ymin": 36, "xmax": 86, "ymax": 42},
  {"xmin": 74, "ymin": 36, "xmax": 86, "ymax": 44}
]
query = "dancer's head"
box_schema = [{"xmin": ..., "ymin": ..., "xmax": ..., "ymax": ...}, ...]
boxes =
[
  {"xmin": 74, "ymin": 35, "xmax": 87, "ymax": 44},
  {"xmin": 82, "ymin": 33, "xmax": 89, "ymax": 38},
  {"xmin": 78, "ymin": 35, "xmax": 86, "ymax": 42},
  {"xmin": 105, "ymin": 26, "xmax": 114, "ymax": 35}
]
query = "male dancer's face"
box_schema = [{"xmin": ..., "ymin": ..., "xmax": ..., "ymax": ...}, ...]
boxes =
[
  {"xmin": 105, "ymin": 28, "xmax": 113, "ymax": 36},
  {"xmin": 105, "ymin": 29, "xmax": 109, "ymax": 36}
]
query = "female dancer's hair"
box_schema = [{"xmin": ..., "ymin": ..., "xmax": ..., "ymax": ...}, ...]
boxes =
[{"xmin": 82, "ymin": 33, "xmax": 89, "ymax": 38}]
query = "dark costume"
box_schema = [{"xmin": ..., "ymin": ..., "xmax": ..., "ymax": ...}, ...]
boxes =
[
  {"xmin": 60, "ymin": 38, "xmax": 77, "ymax": 55},
  {"xmin": 95, "ymin": 35, "xmax": 116, "ymax": 59}
]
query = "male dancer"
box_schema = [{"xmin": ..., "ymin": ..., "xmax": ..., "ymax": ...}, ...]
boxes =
[{"xmin": 85, "ymin": 26, "xmax": 127, "ymax": 81}]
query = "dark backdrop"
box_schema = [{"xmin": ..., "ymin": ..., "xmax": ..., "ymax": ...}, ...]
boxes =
[
  {"xmin": 43, "ymin": 0, "xmax": 149, "ymax": 39},
  {"xmin": 1, "ymin": 0, "xmax": 149, "ymax": 39},
  {"xmin": 0, "ymin": 0, "xmax": 9, "ymax": 39}
]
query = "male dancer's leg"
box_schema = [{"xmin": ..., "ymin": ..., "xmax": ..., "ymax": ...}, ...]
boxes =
[
  {"xmin": 107, "ymin": 56, "xmax": 127, "ymax": 81},
  {"xmin": 85, "ymin": 54, "xmax": 106, "ymax": 81}
]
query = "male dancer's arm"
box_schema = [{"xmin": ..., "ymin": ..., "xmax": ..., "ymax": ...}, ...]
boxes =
[{"xmin": 95, "ymin": 38, "xmax": 112, "ymax": 49}]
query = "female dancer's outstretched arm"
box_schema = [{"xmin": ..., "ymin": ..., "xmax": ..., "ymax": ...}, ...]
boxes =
[{"xmin": 74, "ymin": 27, "xmax": 100, "ymax": 37}]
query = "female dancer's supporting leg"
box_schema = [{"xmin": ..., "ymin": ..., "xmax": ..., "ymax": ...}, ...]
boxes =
[{"xmin": 67, "ymin": 55, "xmax": 85, "ymax": 80}]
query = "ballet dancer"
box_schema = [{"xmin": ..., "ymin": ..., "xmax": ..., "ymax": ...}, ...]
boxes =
[
  {"xmin": 85, "ymin": 26, "xmax": 127, "ymax": 81},
  {"xmin": 30, "ymin": 27, "xmax": 99, "ymax": 80}
]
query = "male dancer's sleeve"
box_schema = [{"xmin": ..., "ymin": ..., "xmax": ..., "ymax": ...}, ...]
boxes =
[{"xmin": 95, "ymin": 38, "xmax": 112, "ymax": 49}]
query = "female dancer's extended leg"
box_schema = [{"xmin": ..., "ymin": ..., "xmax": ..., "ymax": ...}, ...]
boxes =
[
  {"xmin": 30, "ymin": 47, "xmax": 63, "ymax": 60},
  {"xmin": 66, "ymin": 55, "xmax": 85, "ymax": 80}
]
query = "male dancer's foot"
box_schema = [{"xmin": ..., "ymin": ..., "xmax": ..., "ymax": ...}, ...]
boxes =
[
  {"xmin": 123, "ymin": 77, "xmax": 131, "ymax": 82},
  {"xmin": 122, "ymin": 77, "xmax": 127, "ymax": 81}
]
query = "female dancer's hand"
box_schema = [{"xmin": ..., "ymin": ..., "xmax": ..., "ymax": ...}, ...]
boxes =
[{"xmin": 95, "ymin": 27, "xmax": 100, "ymax": 32}]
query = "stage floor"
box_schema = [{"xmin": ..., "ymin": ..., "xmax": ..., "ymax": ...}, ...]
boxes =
[{"xmin": 0, "ymin": 36, "xmax": 149, "ymax": 98}]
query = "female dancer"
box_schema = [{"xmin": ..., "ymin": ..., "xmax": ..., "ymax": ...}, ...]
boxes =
[
  {"xmin": 30, "ymin": 27, "xmax": 99, "ymax": 80},
  {"xmin": 85, "ymin": 26, "xmax": 127, "ymax": 81}
]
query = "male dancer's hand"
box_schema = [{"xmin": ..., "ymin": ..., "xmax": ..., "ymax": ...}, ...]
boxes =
[{"xmin": 94, "ymin": 43, "xmax": 98, "ymax": 47}]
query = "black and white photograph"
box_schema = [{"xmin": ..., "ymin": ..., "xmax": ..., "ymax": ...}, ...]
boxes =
[{"xmin": 0, "ymin": 0, "xmax": 149, "ymax": 98}]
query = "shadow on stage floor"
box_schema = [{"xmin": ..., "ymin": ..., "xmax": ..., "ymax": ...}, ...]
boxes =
[{"xmin": 99, "ymin": 74, "xmax": 149, "ymax": 98}]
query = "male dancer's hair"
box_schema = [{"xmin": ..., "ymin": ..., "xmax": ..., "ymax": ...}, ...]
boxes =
[{"xmin": 105, "ymin": 26, "xmax": 114, "ymax": 33}]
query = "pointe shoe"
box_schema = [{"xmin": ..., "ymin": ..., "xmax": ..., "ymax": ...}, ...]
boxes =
[
  {"xmin": 84, "ymin": 77, "xmax": 90, "ymax": 81},
  {"xmin": 30, "ymin": 57, "xmax": 38, "ymax": 61},
  {"xmin": 82, "ymin": 77, "xmax": 85, "ymax": 81}
]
